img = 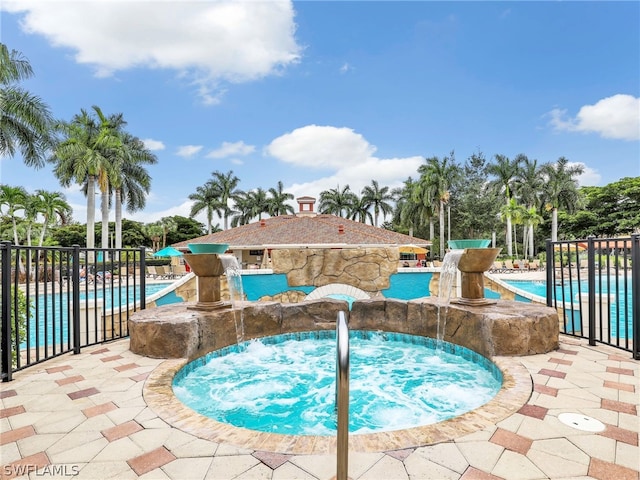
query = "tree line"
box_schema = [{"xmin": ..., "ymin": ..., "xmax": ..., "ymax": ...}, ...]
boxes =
[{"xmin": 2, "ymin": 43, "xmax": 639, "ymax": 258}]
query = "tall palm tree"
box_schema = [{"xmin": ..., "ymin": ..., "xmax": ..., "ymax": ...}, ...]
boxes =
[
  {"xmin": 159, "ymin": 217, "xmax": 177, "ymax": 249},
  {"xmin": 0, "ymin": 185, "xmax": 28, "ymax": 244},
  {"xmin": 361, "ymin": 179, "xmax": 394, "ymax": 227},
  {"xmin": 318, "ymin": 185, "xmax": 356, "ymax": 217},
  {"xmin": 189, "ymin": 181, "xmax": 222, "ymax": 235},
  {"xmin": 514, "ymin": 155, "xmax": 544, "ymax": 258},
  {"xmin": 267, "ymin": 181, "xmax": 294, "ymax": 216},
  {"xmin": 417, "ymin": 153, "xmax": 460, "ymax": 257},
  {"xmin": 501, "ymin": 197, "xmax": 526, "ymax": 258},
  {"xmin": 349, "ymin": 195, "xmax": 374, "ymax": 224},
  {"xmin": 392, "ymin": 178, "xmax": 421, "ymax": 237},
  {"xmin": 541, "ymin": 157, "xmax": 584, "ymax": 241},
  {"xmin": 111, "ymin": 133, "xmax": 156, "ymax": 248},
  {"xmin": 230, "ymin": 189, "xmax": 269, "ymax": 226},
  {"xmin": 487, "ymin": 154, "xmax": 522, "ymax": 256},
  {"xmin": 521, "ymin": 206, "xmax": 544, "ymax": 259},
  {"xmin": 50, "ymin": 106, "xmax": 122, "ymax": 251},
  {"xmin": 211, "ymin": 170, "xmax": 240, "ymax": 230},
  {"xmin": 33, "ymin": 189, "xmax": 72, "ymax": 246},
  {"xmin": 0, "ymin": 43, "xmax": 54, "ymax": 168}
]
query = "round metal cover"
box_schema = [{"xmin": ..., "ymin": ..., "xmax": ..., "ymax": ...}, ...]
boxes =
[{"xmin": 558, "ymin": 413, "xmax": 605, "ymax": 432}]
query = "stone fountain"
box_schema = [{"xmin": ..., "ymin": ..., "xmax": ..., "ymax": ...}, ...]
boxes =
[
  {"xmin": 447, "ymin": 239, "xmax": 501, "ymax": 306},
  {"xmin": 183, "ymin": 243, "xmax": 231, "ymax": 310}
]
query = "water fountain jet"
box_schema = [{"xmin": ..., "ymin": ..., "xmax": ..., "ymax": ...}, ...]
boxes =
[
  {"xmin": 447, "ymin": 240, "xmax": 501, "ymax": 306},
  {"xmin": 183, "ymin": 243, "xmax": 231, "ymax": 311}
]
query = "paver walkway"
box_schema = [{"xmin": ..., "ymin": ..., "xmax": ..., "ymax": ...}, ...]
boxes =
[{"xmin": 1, "ymin": 336, "xmax": 638, "ymax": 480}]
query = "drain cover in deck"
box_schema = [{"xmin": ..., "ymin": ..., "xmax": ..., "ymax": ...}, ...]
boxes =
[{"xmin": 558, "ymin": 413, "xmax": 605, "ymax": 432}]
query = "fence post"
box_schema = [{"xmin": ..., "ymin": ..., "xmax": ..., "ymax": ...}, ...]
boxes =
[
  {"xmin": 545, "ymin": 239, "xmax": 553, "ymax": 307},
  {"xmin": 1, "ymin": 241, "xmax": 12, "ymax": 382},
  {"xmin": 632, "ymin": 234, "xmax": 640, "ymax": 360},
  {"xmin": 72, "ymin": 245, "xmax": 81, "ymax": 354},
  {"xmin": 139, "ymin": 247, "xmax": 146, "ymax": 310},
  {"xmin": 587, "ymin": 236, "xmax": 596, "ymax": 346}
]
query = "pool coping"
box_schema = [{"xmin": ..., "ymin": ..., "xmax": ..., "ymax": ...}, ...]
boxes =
[{"xmin": 143, "ymin": 353, "xmax": 532, "ymax": 454}]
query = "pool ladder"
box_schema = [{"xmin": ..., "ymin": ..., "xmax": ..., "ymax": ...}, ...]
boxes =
[{"xmin": 335, "ymin": 311, "xmax": 350, "ymax": 480}]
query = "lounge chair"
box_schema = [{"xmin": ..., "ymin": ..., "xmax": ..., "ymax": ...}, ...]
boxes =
[
  {"xmin": 147, "ymin": 265, "xmax": 159, "ymax": 279},
  {"xmin": 489, "ymin": 261, "xmax": 504, "ymax": 273},
  {"xmin": 172, "ymin": 264, "xmax": 187, "ymax": 277},
  {"xmin": 503, "ymin": 260, "xmax": 516, "ymax": 273}
]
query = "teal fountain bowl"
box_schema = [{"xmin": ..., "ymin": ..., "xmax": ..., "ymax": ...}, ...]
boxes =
[
  {"xmin": 187, "ymin": 243, "xmax": 229, "ymax": 254},
  {"xmin": 448, "ymin": 239, "xmax": 491, "ymax": 249}
]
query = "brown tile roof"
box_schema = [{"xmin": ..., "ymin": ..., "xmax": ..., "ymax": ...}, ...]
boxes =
[{"xmin": 173, "ymin": 214, "xmax": 430, "ymax": 249}]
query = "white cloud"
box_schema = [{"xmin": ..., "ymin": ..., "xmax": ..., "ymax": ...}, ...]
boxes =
[
  {"xmin": 265, "ymin": 125, "xmax": 377, "ymax": 169},
  {"xmin": 2, "ymin": 0, "xmax": 301, "ymax": 103},
  {"xmin": 176, "ymin": 145, "xmax": 203, "ymax": 158},
  {"xmin": 266, "ymin": 125, "xmax": 423, "ymax": 204},
  {"xmin": 549, "ymin": 94, "xmax": 640, "ymax": 141},
  {"xmin": 572, "ymin": 163, "xmax": 601, "ymax": 187},
  {"xmin": 340, "ymin": 62, "xmax": 352, "ymax": 74},
  {"xmin": 142, "ymin": 138, "xmax": 165, "ymax": 151},
  {"xmin": 206, "ymin": 141, "xmax": 255, "ymax": 159}
]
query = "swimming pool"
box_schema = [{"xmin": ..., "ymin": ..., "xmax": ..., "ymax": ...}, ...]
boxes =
[
  {"xmin": 21, "ymin": 282, "xmax": 174, "ymax": 348},
  {"xmin": 173, "ymin": 330, "xmax": 502, "ymax": 436},
  {"xmin": 503, "ymin": 277, "xmax": 633, "ymax": 338}
]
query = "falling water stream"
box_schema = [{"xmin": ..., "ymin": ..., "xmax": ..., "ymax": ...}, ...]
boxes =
[
  {"xmin": 436, "ymin": 250, "xmax": 464, "ymax": 349},
  {"xmin": 219, "ymin": 254, "xmax": 246, "ymax": 346}
]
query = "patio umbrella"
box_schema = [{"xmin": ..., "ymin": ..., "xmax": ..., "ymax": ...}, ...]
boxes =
[
  {"xmin": 399, "ymin": 245, "xmax": 428, "ymax": 254},
  {"xmin": 153, "ymin": 246, "xmax": 183, "ymax": 257}
]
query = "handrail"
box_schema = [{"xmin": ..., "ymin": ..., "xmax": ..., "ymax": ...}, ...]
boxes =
[{"xmin": 335, "ymin": 311, "xmax": 349, "ymax": 480}]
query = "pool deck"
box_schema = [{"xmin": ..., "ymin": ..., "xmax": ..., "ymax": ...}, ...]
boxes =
[{"xmin": 1, "ymin": 335, "xmax": 638, "ymax": 480}]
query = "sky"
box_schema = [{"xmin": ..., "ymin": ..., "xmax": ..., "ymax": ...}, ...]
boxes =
[{"xmin": 1, "ymin": 0, "xmax": 639, "ymax": 229}]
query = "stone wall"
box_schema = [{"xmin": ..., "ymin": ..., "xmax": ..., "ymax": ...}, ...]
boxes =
[
  {"xmin": 271, "ymin": 247, "xmax": 399, "ymax": 295},
  {"xmin": 129, "ymin": 297, "xmax": 559, "ymax": 360}
]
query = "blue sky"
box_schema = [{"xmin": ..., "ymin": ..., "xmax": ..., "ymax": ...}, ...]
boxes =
[{"xmin": 1, "ymin": 1, "xmax": 639, "ymax": 227}]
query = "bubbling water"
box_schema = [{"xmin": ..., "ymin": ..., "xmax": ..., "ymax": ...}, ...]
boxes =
[{"xmin": 173, "ymin": 331, "xmax": 502, "ymax": 436}]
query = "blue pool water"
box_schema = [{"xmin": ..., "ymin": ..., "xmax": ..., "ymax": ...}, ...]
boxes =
[
  {"xmin": 503, "ymin": 278, "xmax": 633, "ymax": 338},
  {"xmin": 22, "ymin": 282, "xmax": 173, "ymax": 348},
  {"xmin": 173, "ymin": 331, "xmax": 502, "ymax": 436}
]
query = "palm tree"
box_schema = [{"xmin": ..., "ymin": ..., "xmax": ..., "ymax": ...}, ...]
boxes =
[
  {"xmin": 230, "ymin": 189, "xmax": 269, "ymax": 226},
  {"xmin": 189, "ymin": 181, "xmax": 222, "ymax": 235},
  {"xmin": 111, "ymin": 133, "xmax": 156, "ymax": 248},
  {"xmin": 0, "ymin": 43, "xmax": 54, "ymax": 168},
  {"xmin": 514, "ymin": 155, "xmax": 544, "ymax": 258},
  {"xmin": 487, "ymin": 154, "xmax": 522, "ymax": 256},
  {"xmin": 349, "ymin": 195, "xmax": 374, "ymax": 224},
  {"xmin": 541, "ymin": 157, "xmax": 584, "ymax": 241},
  {"xmin": 0, "ymin": 185, "xmax": 28, "ymax": 244},
  {"xmin": 267, "ymin": 181, "xmax": 294, "ymax": 216},
  {"xmin": 521, "ymin": 206, "xmax": 544, "ymax": 259},
  {"xmin": 159, "ymin": 217, "xmax": 177, "ymax": 249},
  {"xmin": 361, "ymin": 180, "xmax": 394, "ymax": 227},
  {"xmin": 33, "ymin": 189, "xmax": 72, "ymax": 246},
  {"xmin": 211, "ymin": 170, "xmax": 240, "ymax": 230},
  {"xmin": 318, "ymin": 185, "xmax": 356, "ymax": 217},
  {"xmin": 417, "ymin": 153, "xmax": 460, "ymax": 257},
  {"xmin": 50, "ymin": 106, "xmax": 122, "ymax": 251},
  {"xmin": 501, "ymin": 197, "xmax": 526, "ymax": 258},
  {"xmin": 392, "ymin": 178, "xmax": 420, "ymax": 237},
  {"xmin": 144, "ymin": 223, "xmax": 164, "ymax": 252}
]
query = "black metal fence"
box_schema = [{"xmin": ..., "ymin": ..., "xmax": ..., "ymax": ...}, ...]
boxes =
[
  {"xmin": 546, "ymin": 235, "xmax": 639, "ymax": 359},
  {"xmin": 1, "ymin": 242, "xmax": 147, "ymax": 382}
]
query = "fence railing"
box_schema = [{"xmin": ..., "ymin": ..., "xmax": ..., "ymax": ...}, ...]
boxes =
[
  {"xmin": 1, "ymin": 242, "xmax": 147, "ymax": 382},
  {"xmin": 546, "ymin": 235, "xmax": 639, "ymax": 359}
]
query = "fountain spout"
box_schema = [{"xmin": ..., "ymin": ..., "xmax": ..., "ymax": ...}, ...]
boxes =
[
  {"xmin": 452, "ymin": 247, "xmax": 501, "ymax": 306},
  {"xmin": 183, "ymin": 243, "xmax": 231, "ymax": 310}
]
